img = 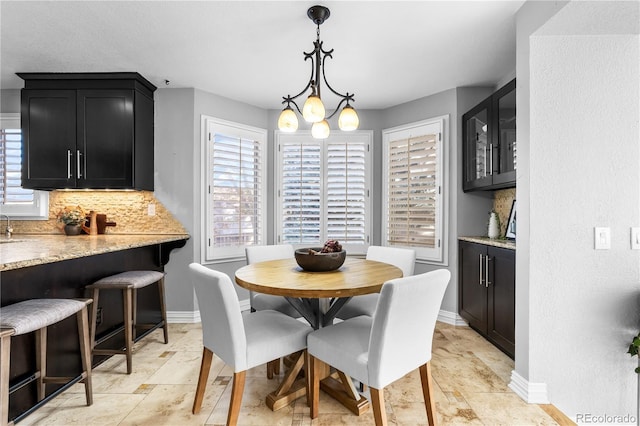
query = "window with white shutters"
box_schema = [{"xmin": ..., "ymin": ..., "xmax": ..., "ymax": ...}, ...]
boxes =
[
  {"xmin": 383, "ymin": 117, "xmax": 447, "ymax": 263},
  {"xmin": 0, "ymin": 114, "xmax": 48, "ymax": 218},
  {"xmin": 203, "ymin": 117, "xmax": 267, "ymax": 261},
  {"xmin": 276, "ymin": 131, "xmax": 372, "ymax": 255}
]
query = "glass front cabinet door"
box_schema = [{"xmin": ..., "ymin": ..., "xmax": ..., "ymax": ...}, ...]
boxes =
[{"xmin": 462, "ymin": 79, "xmax": 516, "ymax": 192}]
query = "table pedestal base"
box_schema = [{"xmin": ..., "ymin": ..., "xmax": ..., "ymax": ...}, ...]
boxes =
[
  {"xmin": 320, "ymin": 372, "xmax": 370, "ymax": 416},
  {"xmin": 265, "ymin": 351, "xmax": 307, "ymax": 411},
  {"xmin": 266, "ymin": 352, "xmax": 370, "ymax": 416}
]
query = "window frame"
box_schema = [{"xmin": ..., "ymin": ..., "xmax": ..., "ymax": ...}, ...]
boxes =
[
  {"xmin": 275, "ymin": 130, "xmax": 373, "ymax": 256},
  {"xmin": 201, "ymin": 116, "xmax": 268, "ymax": 263},
  {"xmin": 382, "ymin": 116, "xmax": 449, "ymax": 264},
  {"xmin": 0, "ymin": 113, "xmax": 49, "ymax": 219}
]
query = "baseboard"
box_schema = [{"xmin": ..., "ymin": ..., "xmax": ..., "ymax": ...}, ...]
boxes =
[
  {"xmin": 437, "ymin": 309, "xmax": 468, "ymax": 326},
  {"xmin": 167, "ymin": 310, "xmax": 201, "ymax": 324},
  {"xmin": 508, "ymin": 370, "xmax": 549, "ymax": 404}
]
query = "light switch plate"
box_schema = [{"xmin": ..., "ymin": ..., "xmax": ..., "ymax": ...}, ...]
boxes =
[
  {"xmin": 631, "ymin": 228, "xmax": 640, "ymax": 250},
  {"xmin": 147, "ymin": 203, "xmax": 156, "ymax": 216},
  {"xmin": 594, "ymin": 227, "xmax": 611, "ymax": 250}
]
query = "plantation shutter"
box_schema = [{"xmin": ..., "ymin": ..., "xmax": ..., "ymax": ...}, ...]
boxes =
[
  {"xmin": 0, "ymin": 128, "xmax": 33, "ymax": 204},
  {"xmin": 211, "ymin": 133, "xmax": 262, "ymax": 247},
  {"xmin": 326, "ymin": 140, "xmax": 367, "ymax": 244},
  {"xmin": 280, "ymin": 141, "xmax": 322, "ymax": 244},
  {"xmin": 387, "ymin": 133, "xmax": 439, "ymax": 247}
]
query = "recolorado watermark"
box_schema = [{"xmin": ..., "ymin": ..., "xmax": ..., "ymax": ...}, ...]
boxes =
[{"xmin": 576, "ymin": 413, "xmax": 636, "ymax": 424}]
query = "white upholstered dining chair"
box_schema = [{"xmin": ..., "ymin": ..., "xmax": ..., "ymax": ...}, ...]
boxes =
[
  {"xmin": 308, "ymin": 269, "xmax": 450, "ymax": 426},
  {"xmin": 189, "ymin": 263, "xmax": 312, "ymax": 425},
  {"xmin": 337, "ymin": 246, "xmax": 416, "ymax": 320},
  {"xmin": 245, "ymin": 244, "xmax": 300, "ymax": 318}
]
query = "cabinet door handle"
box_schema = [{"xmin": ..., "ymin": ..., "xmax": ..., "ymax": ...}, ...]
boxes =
[
  {"xmin": 485, "ymin": 256, "xmax": 492, "ymax": 287},
  {"xmin": 76, "ymin": 150, "xmax": 83, "ymax": 178},
  {"xmin": 489, "ymin": 143, "xmax": 494, "ymax": 176},
  {"xmin": 479, "ymin": 254, "xmax": 484, "ymax": 286},
  {"xmin": 67, "ymin": 150, "xmax": 73, "ymax": 179}
]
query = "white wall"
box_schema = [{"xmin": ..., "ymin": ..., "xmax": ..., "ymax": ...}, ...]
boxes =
[
  {"xmin": 513, "ymin": 0, "xmax": 569, "ymax": 396},
  {"xmin": 528, "ymin": 0, "xmax": 639, "ymax": 418}
]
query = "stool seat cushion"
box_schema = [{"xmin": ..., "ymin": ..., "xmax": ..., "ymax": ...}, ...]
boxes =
[
  {"xmin": 0, "ymin": 299, "xmax": 90, "ymax": 336},
  {"xmin": 88, "ymin": 271, "xmax": 165, "ymax": 289}
]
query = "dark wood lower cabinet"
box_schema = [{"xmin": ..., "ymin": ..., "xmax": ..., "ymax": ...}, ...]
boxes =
[
  {"xmin": 0, "ymin": 240, "xmax": 185, "ymax": 423},
  {"xmin": 458, "ymin": 240, "xmax": 515, "ymax": 358}
]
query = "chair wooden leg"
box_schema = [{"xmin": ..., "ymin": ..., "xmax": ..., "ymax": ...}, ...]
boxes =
[
  {"xmin": 1, "ymin": 331, "xmax": 13, "ymax": 426},
  {"xmin": 123, "ymin": 288, "xmax": 133, "ymax": 374},
  {"xmin": 77, "ymin": 305, "xmax": 93, "ymax": 406},
  {"xmin": 35, "ymin": 327, "xmax": 46, "ymax": 401},
  {"xmin": 370, "ymin": 387, "xmax": 387, "ymax": 426},
  {"xmin": 310, "ymin": 355, "xmax": 321, "ymax": 419},
  {"xmin": 273, "ymin": 358, "xmax": 280, "ymax": 375},
  {"xmin": 157, "ymin": 277, "xmax": 169, "ymax": 344},
  {"xmin": 266, "ymin": 359, "xmax": 276, "ymax": 379},
  {"xmin": 420, "ymin": 362, "xmax": 437, "ymax": 426},
  {"xmin": 228, "ymin": 371, "xmax": 246, "ymax": 426},
  {"xmin": 192, "ymin": 348, "xmax": 213, "ymax": 414},
  {"xmin": 304, "ymin": 351, "xmax": 311, "ymax": 407}
]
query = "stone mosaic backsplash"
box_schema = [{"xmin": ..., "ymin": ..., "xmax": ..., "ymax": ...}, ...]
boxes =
[
  {"xmin": 493, "ymin": 187, "xmax": 516, "ymax": 237},
  {"xmin": 9, "ymin": 190, "xmax": 187, "ymax": 235}
]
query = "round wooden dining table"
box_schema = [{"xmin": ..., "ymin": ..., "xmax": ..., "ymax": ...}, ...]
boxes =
[
  {"xmin": 234, "ymin": 256, "xmax": 403, "ymax": 415},
  {"xmin": 234, "ymin": 257, "xmax": 403, "ymax": 329}
]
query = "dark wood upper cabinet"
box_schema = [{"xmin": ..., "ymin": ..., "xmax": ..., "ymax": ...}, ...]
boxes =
[
  {"xmin": 462, "ymin": 79, "xmax": 516, "ymax": 192},
  {"xmin": 18, "ymin": 73, "xmax": 156, "ymax": 190}
]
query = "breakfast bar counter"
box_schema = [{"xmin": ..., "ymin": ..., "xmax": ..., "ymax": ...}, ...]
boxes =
[
  {"xmin": 0, "ymin": 234, "xmax": 189, "ymax": 271},
  {"xmin": 0, "ymin": 233, "xmax": 189, "ymax": 423}
]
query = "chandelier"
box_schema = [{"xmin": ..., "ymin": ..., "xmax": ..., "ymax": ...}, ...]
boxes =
[{"xmin": 277, "ymin": 5, "xmax": 359, "ymax": 139}]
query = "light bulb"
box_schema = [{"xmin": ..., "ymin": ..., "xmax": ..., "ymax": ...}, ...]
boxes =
[
  {"xmin": 311, "ymin": 120, "xmax": 330, "ymax": 139},
  {"xmin": 278, "ymin": 107, "xmax": 298, "ymax": 132},
  {"xmin": 338, "ymin": 105, "xmax": 359, "ymax": 131},
  {"xmin": 302, "ymin": 95, "xmax": 325, "ymax": 123}
]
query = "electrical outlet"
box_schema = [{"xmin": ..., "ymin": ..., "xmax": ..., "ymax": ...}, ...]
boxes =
[
  {"xmin": 96, "ymin": 307, "xmax": 103, "ymax": 325},
  {"xmin": 147, "ymin": 203, "xmax": 156, "ymax": 216}
]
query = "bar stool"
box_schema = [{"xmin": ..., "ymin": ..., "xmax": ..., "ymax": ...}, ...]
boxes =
[
  {"xmin": 0, "ymin": 298, "xmax": 93, "ymax": 426},
  {"xmin": 86, "ymin": 270, "xmax": 168, "ymax": 374}
]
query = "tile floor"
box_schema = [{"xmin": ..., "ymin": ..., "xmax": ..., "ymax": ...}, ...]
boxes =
[{"xmin": 19, "ymin": 321, "xmax": 563, "ymax": 425}]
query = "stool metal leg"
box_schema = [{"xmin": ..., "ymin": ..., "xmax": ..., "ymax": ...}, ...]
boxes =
[
  {"xmin": 76, "ymin": 305, "xmax": 93, "ymax": 405},
  {"xmin": 1, "ymin": 330, "xmax": 13, "ymax": 426},
  {"xmin": 158, "ymin": 277, "xmax": 169, "ymax": 344},
  {"xmin": 123, "ymin": 288, "xmax": 133, "ymax": 374},
  {"xmin": 35, "ymin": 327, "xmax": 47, "ymax": 401}
]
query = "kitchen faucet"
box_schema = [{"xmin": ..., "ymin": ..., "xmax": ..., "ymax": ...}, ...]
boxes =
[{"xmin": 1, "ymin": 214, "xmax": 12, "ymax": 238}]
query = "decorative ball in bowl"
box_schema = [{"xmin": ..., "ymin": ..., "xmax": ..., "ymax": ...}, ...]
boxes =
[{"xmin": 295, "ymin": 248, "xmax": 347, "ymax": 272}]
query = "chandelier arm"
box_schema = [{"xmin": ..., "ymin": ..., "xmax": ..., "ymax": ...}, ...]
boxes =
[
  {"xmin": 279, "ymin": 46, "xmax": 317, "ymax": 106},
  {"xmin": 324, "ymin": 97, "xmax": 350, "ymax": 120},
  {"xmin": 321, "ymin": 53, "xmax": 356, "ymax": 102}
]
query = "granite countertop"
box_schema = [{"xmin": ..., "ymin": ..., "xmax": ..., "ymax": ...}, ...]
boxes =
[
  {"xmin": 458, "ymin": 236, "xmax": 516, "ymax": 250},
  {"xmin": 0, "ymin": 234, "xmax": 190, "ymax": 271}
]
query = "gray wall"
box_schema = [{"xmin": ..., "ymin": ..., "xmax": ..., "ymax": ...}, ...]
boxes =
[
  {"xmin": 1, "ymin": 89, "xmax": 19, "ymax": 112},
  {"xmin": 380, "ymin": 88, "xmax": 493, "ymax": 314}
]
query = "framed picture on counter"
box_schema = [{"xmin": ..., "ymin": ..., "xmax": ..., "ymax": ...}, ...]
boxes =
[{"xmin": 506, "ymin": 200, "xmax": 516, "ymax": 239}]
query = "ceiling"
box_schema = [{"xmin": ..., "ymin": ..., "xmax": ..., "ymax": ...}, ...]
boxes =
[{"xmin": 0, "ymin": 1, "xmax": 525, "ymax": 111}]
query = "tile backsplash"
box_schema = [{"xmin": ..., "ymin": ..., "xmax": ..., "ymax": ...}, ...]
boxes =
[
  {"xmin": 10, "ymin": 191, "xmax": 187, "ymax": 235},
  {"xmin": 493, "ymin": 188, "xmax": 516, "ymax": 237}
]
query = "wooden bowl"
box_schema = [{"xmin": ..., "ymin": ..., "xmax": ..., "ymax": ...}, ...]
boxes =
[{"xmin": 294, "ymin": 248, "xmax": 346, "ymax": 272}]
